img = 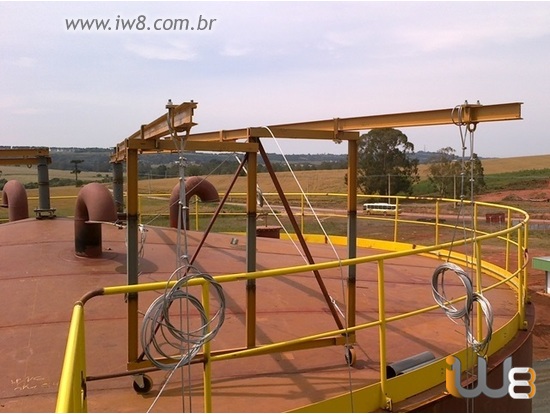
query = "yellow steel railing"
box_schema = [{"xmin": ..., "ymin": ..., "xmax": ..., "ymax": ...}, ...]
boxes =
[
  {"xmin": 55, "ymin": 195, "xmax": 530, "ymax": 413},
  {"xmin": 56, "ymin": 303, "xmax": 87, "ymax": 413}
]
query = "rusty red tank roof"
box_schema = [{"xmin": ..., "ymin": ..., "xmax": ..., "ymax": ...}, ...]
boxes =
[{"xmin": 0, "ymin": 218, "xmax": 519, "ymax": 412}]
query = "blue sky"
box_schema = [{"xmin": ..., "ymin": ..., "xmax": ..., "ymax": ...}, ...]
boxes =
[{"xmin": 1, "ymin": 1, "xmax": 549, "ymax": 157}]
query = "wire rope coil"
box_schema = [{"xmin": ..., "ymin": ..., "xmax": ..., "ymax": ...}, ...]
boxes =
[
  {"xmin": 141, "ymin": 266, "xmax": 226, "ymax": 371},
  {"xmin": 431, "ymin": 262, "xmax": 474, "ymax": 320},
  {"xmin": 431, "ymin": 262, "xmax": 493, "ymax": 356},
  {"xmin": 467, "ymin": 292, "xmax": 494, "ymax": 355}
]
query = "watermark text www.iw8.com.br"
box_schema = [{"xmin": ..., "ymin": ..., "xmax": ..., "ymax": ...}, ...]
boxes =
[{"xmin": 65, "ymin": 15, "xmax": 217, "ymax": 32}]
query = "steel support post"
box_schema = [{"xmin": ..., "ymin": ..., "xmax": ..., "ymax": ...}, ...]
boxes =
[
  {"xmin": 35, "ymin": 155, "xmax": 56, "ymax": 218},
  {"xmin": 126, "ymin": 145, "xmax": 140, "ymax": 364},
  {"xmin": 347, "ymin": 139, "xmax": 358, "ymax": 336},
  {"xmin": 112, "ymin": 162, "xmax": 124, "ymax": 214},
  {"xmin": 245, "ymin": 142, "xmax": 258, "ymax": 348}
]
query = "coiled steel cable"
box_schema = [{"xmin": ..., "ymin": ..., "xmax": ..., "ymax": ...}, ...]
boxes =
[
  {"xmin": 432, "ymin": 263, "xmax": 474, "ymax": 320},
  {"xmin": 141, "ymin": 266, "xmax": 226, "ymax": 371},
  {"xmin": 431, "ymin": 262, "xmax": 493, "ymax": 356},
  {"xmin": 467, "ymin": 292, "xmax": 494, "ymax": 356}
]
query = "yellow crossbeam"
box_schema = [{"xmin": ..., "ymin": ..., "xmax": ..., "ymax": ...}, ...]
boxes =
[
  {"xmin": 112, "ymin": 101, "xmax": 521, "ymax": 162},
  {"xmin": 0, "ymin": 148, "xmax": 51, "ymax": 165},
  {"xmin": 184, "ymin": 102, "xmax": 522, "ymax": 143}
]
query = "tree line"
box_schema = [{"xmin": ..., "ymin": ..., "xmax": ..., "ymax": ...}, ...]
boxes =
[
  {"xmin": 354, "ymin": 128, "xmax": 486, "ymax": 198},
  {"xmin": 1, "ymin": 136, "xmax": 487, "ymax": 197},
  {"xmin": 43, "ymin": 149, "xmax": 349, "ymax": 177}
]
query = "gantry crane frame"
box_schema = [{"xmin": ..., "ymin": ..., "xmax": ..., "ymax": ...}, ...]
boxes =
[{"xmin": 110, "ymin": 100, "xmax": 522, "ymax": 370}]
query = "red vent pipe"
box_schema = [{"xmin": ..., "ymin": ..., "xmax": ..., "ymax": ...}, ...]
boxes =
[
  {"xmin": 1, "ymin": 180, "xmax": 29, "ymax": 222},
  {"xmin": 169, "ymin": 177, "xmax": 220, "ymax": 229},
  {"xmin": 74, "ymin": 183, "xmax": 117, "ymax": 258}
]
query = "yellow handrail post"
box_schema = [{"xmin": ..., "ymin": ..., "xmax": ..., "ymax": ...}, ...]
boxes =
[
  {"xmin": 474, "ymin": 239, "xmax": 483, "ymax": 343},
  {"xmin": 195, "ymin": 195, "xmax": 199, "ymax": 231},
  {"xmin": 202, "ymin": 281, "xmax": 213, "ymax": 412},
  {"xmin": 377, "ymin": 259, "xmax": 390, "ymax": 410},
  {"xmin": 523, "ymin": 222, "xmax": 529, "ymax": 299},
  {"xmin": 505, "ymin": 210, "xmax": 512, "ymax": 272},
  {"xmin": 393, "ymin": 198, "xmax": 399, "ymax": 243},
  {"xmin": 473, "ymin": 202, "xmax": 479, "ymax": 234},
  {"xmin": 301, "ymin": 193, "xmax": 305, "ymax": 234},
  {"xmin": 435, "ymin": 200, "xmax": 440, "ymax": 246},
  {"xmin": 517, "ymin": 228, "xmax": 526, "ymax": 328},
  {"xmin": 56, "ymin": 304, "xmax": 87, "ymax": 413}
]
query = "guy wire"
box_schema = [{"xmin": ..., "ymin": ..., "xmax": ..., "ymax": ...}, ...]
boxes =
[
  {"xmin": 261, "ymin": 126, "xmax": 355, "ymax": 412},
  {"xmin": 235, "ymin": 154, "xmax": 309, "ymax": 264}
]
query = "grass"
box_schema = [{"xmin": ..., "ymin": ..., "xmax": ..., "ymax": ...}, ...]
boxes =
[
  {"xmin": 484, "ymin": 169, "xmax": 550, "ymax": 192},
  {"xmin": 416, "ymin": 154, "xmax": 550, "ymax": 176}
]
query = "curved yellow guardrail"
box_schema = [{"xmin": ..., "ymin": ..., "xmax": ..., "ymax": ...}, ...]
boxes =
[{"xmin": 56, "ymin": 194, "xmax": 530, "ymax": 413}]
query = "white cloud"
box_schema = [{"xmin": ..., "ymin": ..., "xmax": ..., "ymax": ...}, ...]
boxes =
[
  {"xmin": 124, "ymin": 39, "xmax": 197, "ymax": 61},
  {"xmin": 220, "ymin": 44, "xmax": 252, "ymax": 58},
  {"xmin": 317, "ymin": 31, "xmax": 357, "ymax": 53},
  {"xmin": 11, "ymin": 57, "xmax": 36, "ymax": 68},
  {"xmin": 395, "ymin": 3, "xmax": 550, "ymax": 55},
  {"xmin": 10, "ymin": 107, "xmax": 49, "ymax": 116}
]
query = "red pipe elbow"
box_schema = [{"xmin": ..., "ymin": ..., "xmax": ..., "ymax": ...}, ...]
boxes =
[
  {"xmin": 74, "ymin": 183, "xmax": 117, "ymax": 258},
  {"xmin": 169, "ymin": 177, "xmax": 220, "ymax": 229},
  {"xmin": 1, "ymin": 180, "xmax": 29, "ymax": 222}
]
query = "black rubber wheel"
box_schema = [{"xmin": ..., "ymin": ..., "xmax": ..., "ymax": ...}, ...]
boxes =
[
  {"xmin": 133, "ymin": 374, "xmax": 153, "ymax": 394},
  {"xmin": 345, "ymin": 347, "xmax": 357, "ymax": 366}
]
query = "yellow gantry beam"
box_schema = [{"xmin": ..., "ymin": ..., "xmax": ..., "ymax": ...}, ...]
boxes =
[
  {"xmin": 112, "ymin": 101, "xmax": 522, "ymax": 161},
  {"xmin": 128, "ymin": 101, "xmax": 197, "ymax": 141},
  {"xmin": 275, "ymin": 102, "xmax": 522, "ymax": 131},
  {"xmin": 0, "ymin": 148, "xmax": 51, "ymax": 165},
  {"xmin": 110, "ymin": 138, "xmax": 259, "ymax": 162},
  {"xmin": 181, "ymin": 102, "xmax": 522, "ymax": 143}
]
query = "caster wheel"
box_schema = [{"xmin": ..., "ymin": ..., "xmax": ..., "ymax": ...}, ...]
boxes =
[
  {"xmin": 345, "ymin": 347, "xmax": 357, "ymax": 366},
  {"xmin": 133, "ymin": 374, "xmax": 153, "ymax": 394}
]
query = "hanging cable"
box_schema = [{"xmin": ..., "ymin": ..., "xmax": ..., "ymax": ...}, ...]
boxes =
[
  {"xmin": 431, "ymin": 262, "xmax": 474, "ymax": 321},
  {"xmin": 431, "ymin": 262, "xmax": 493, "ymax": 355},
  {"xmin": 142, "ymin": 102, "xmax": 226, "ymax": 413},
  {"xmin": 446, "ymin": 102, "xmax": 471, "ymax": 263},
  {"xmin": 141, "ymin": 265, "xmax": 226, "ymax": 371},
  {"xmin": 143, "ymin": 264, "xmax": 226, "ymax": 413},
  {"xmin": 468, "ymin": 293, "xmax": 493, "ymax": 356},
  {"xmin": 432, "ymin": 103, "xmax": 494, "ymax": 381}
]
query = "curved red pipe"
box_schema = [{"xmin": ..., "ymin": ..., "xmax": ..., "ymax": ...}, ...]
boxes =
[
  {"xmin": 169, "ymin": 176, "xmax": 220, "ymax": 228},
  {"xmin": 1, "ymin": 180, "xmax": 29, "ymax": 221},
  {"xmin": 74, "ymin": 183, "xmax": 117, "ymax": 258}
]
